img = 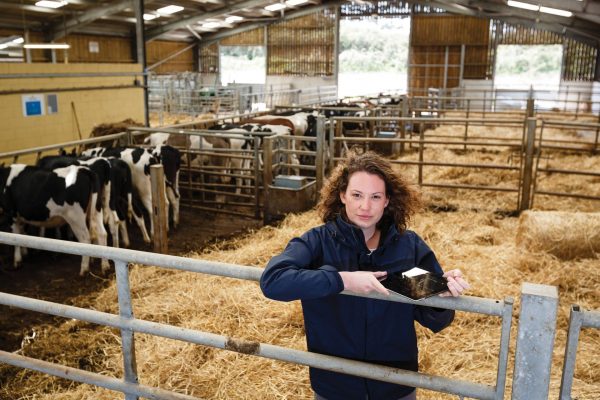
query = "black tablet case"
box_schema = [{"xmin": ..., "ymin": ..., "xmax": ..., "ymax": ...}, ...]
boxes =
[{"xmin": 382, "ymin": 270, "xmax": 449, "ymax": 300}]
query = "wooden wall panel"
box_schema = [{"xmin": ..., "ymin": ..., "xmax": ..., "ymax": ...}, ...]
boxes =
[
  {"xmin": 267, "ymin": 9, "xmax": 335, "ymax": 76},
  {"xmin": 146, "ymin": 40, "xmax": 195, "ymax": 73},
  {"xmin": 199, "ymin": 43, "xmax": 219, "ymax": 73},
  {"xmin": 411, "ymin": 15, "xmax": 489, "ymax": 46},
  {"xmin": 221, "ymin": 28, "xmax": 265, "ymax": 46},
  {"xmin": 410, "ymin": 15, "xmax": 491, "ymax": 95},
  {"xmin": 61, "ymin": 35, "xmax": 133, "ymax": 63},
  {"xmin": 495, "ymin": 21, "xmax": 562, "ymax": 45},
  {"xmin": 563, "ymin": 38, "xmax": 597, "ymax": 81}
]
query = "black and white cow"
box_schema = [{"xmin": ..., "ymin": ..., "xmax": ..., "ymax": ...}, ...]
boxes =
[
  {"xmin": 83, "ymin": 146, "xmax": 166, "ymax": 242},
  {"xmin": 0, "ymin": 164, "xmax": 104, "ymax": 276},
  {"xmin": 84, "ymin": 146, "xmax": 180, "ymax": 227},
  {"xmin": 38, "ymin": 155, "xmax": 134, "ymax": 249}
]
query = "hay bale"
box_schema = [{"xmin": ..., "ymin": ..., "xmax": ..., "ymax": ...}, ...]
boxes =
[
  {"xmin": 90, "ymin": 118, "xmax": 143, "ymax": 138},
  {"xmin": 516, "ymin": 211, "xmax": 600, "ymax": 260}
]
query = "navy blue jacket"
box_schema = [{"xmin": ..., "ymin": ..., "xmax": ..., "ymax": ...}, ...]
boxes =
[{"xmin": 260, "ymin": 215, "xmax": 455, "ymax": 400}]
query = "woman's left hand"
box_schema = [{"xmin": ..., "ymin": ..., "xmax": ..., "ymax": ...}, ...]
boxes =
[{"xmin": 440, "ymin": 269, "xmax": 471, "ymax": 297}]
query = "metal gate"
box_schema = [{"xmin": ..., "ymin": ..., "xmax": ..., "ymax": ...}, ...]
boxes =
[{"xmin": 0, "ymin": 232, "xmax": 513, "ymax": 400}]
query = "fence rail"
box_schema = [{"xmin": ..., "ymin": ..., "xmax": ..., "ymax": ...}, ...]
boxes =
[{"xmin": 559, "ymin": 306, "xmax": 600, "ymax": 400}]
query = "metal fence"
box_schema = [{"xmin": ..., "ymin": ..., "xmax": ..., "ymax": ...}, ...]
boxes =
[
  {"xmin": 0, "ymin": 232, "xmax": 514, "ymax": 400},
  {"xmin": 560, "ymin": 305, "xmax": 600, "ymax": 400},
  {"xmin": 327, "ymin": 114, "xmax": 600, "ymax": 210},
  {"xmin": 1, "ymin": 109, "xmax": 598, "ymax": 219},
  {"xmin": 420, "ymin": 87, "xmax": 600, "ymax": 114},
  {"xmin": 148, "ymin": 76, "xmax": 338, "ymax": 117}
]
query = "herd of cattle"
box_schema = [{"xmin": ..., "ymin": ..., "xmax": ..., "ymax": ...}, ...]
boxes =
[
  {"xmin": 0, "ymin": 145, "xmax": 181, "ymax": 276},
  {"xmin": 0, "ymin": 103, "xmax": 395, "ymax": 276}
]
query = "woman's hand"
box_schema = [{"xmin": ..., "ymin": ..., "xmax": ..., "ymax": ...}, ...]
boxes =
[
  {"xmin": 440, "ymin": 269, "xmax": 471, "ymax": 297},
  {"xmin": 339, "ymin": 271, "xmax": 389, "ymax": 295}
]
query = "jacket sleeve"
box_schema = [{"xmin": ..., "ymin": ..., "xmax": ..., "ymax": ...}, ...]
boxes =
[
  {"xmin": 412, "ymin": 233, "xmax": 455, "ymax": 332},
  {"xmin": 260, "ymin": 231, "xmax": 344, "ymax": 302}
]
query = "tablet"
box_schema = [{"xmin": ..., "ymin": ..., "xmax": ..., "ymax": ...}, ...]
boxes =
[{"xmin": 381, "ymin": 268, "xmax": 449, "ymax": 300}]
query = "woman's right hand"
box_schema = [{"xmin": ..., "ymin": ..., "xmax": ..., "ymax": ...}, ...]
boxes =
[{"xmin": 339, "ymin": 271, "xmax": 389, "ymax": 295}]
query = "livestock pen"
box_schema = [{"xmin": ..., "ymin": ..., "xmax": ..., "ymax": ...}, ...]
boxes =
[{"xmin": 1, "ymin": 107, "xmax": 599, "ymax": 399}]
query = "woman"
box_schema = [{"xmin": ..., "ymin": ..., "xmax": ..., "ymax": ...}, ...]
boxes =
[{"xmin": 260, "ymin": 151, "xmax": 470, "ymax": 400}]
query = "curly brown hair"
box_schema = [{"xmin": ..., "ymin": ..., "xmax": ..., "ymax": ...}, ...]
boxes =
[{"xmin": 317, "ymin": 150, "xmax": 422, "ymax": 233}]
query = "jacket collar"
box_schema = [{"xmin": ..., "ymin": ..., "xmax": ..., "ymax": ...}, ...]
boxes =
[{"xmin": 326, "ymin": 214, "xmax": 401, "ymax": 249}]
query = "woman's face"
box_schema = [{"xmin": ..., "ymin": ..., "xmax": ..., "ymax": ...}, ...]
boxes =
[{"xmin": 340, "ymin": 171, "xmax": 389, "ymax": 233}]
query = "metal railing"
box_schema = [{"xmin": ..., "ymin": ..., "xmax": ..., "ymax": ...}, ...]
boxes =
[
  {"xmin": 148, "ymin": 78, "xmax": 338, "ymax": 116},
  {"xmin": 0, "ymin": 132, "xmax": 130, "ymax": 164},
  {"xmin": 298, "ymin": 85, "xmax": 338, "ymax": 106},
  {"xmin": 0, "ymin": 232, "xmax": 513, "ymax": 400},
  {"xmin": 329, "ymin": 115, "xmax": 528, "ymax": 209},
  {"xmin": 328, "ymin": 114, "xmax": 600, "ymax": 210},
  {"xmin": 559, "ymin": 306, "xmax": 600, "ymax": 400},
  {"xmin": 413, "ymin": 88, "xmax": 600, "ymax": 115}
]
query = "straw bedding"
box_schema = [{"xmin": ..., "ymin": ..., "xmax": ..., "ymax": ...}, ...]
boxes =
[{"xmin": 1, "ymin": 125, "xmax": 599, "ymax": 399}]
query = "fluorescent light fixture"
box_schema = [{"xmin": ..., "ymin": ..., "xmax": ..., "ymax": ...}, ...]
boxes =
[
  {"xmin": 156, "ymin": 5, "xmax": 184, "ymax": 14},
  {"xmin": 507, "ymin": 1, "xmax": 573, "ymax": 17},
  {"xmin": 0, "ymin": 44, "xmax": 8, "ymax": 50},
  {"xmin": 143, "ymin": 13, "xmax": 159, "ymax": 20},
  {"xmin": 507, "ymin": 1, "xmax": 538, "ymax": 11},
  {"xmin": 265, "ymin": 3, "xmax": 286, "ymax": 11},
  {"xmin": 202, "ymin": 21, "xmax": 221, "ymax": 29},
  {"xmin": 12, "ymin": 37, "xmax": 24, "ymax": 44},
  {"xmin": 225, "ymin": 15, "xmax": 243, "ymax": 23},
  {"xmin": 540, "ymin": 6, "xmax": 572, "ymax": 17},
  {"xmin": 286, "ymin": 0, "xmax": 309, "ymax": 5},
  {"xmin": 35, "ymin": 0, "xmax": 67, "ymax": 9},
  {"xmin": 23, "ymin": 43, "xmax": 70, "ymax": 49}
]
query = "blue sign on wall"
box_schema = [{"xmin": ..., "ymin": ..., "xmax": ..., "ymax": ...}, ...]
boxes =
[
  {"xmin": 25, "ymin": 100, "xmax": 42, "ymax": 116},
  {"xmin": 22, "ymin": 94, "xmax": 45, "ymax": 117}
]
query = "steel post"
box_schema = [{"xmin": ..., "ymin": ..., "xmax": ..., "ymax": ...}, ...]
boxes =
[
  {"xmin": 511, "ymin": 283, "xmax": 558, "ymax": 400},
  {"xmin": 519, "ymin": 118, "xmax": 536, "ymax": 211},
  {"xmin": 316, "ymin": 115, "xmax": 325, "ymax": 194},
  {"xmin": 115, "ymin": 260, "xmax": 139, "ymax": 400},
  {"xmin": 559, "ymin": 305, "xmax": 583, "ymax": 400}
]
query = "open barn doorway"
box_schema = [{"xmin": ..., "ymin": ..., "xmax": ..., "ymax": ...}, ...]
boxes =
[
  {"xmin": 494, "ymin": 44, "xmax": 562, "ymax": 110},
  {"xmin": 495, "ymin": 44, "xmax": 562, "ymax": 90},
  {"xmin": 338, "ymin": 17, "xmax": 410, "ymax": 98},
  {"xmin": 220, "ymin": 45, "xmax": 266, "ymax": 85}
]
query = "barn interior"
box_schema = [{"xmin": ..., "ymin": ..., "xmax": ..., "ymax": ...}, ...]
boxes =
[{"xmin": 0, "ymin": 0, "xmax": 599, "ymax": 399}]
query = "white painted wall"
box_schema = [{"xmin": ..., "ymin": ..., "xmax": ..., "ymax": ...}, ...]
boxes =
[
  {"xmin": 559, "ymin": 80, "xmax": 595, "ymax": 112},
  {"xmin": 460, "ymin": 79, "xmax": 494, "ymax": 110},
  {"xmin": 593, "ymin": 81, "xmax": 600, "ymax": 113},
  {"xmin": 266, "ymin": 75, "xmax": 336, "ymax": 91}
]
